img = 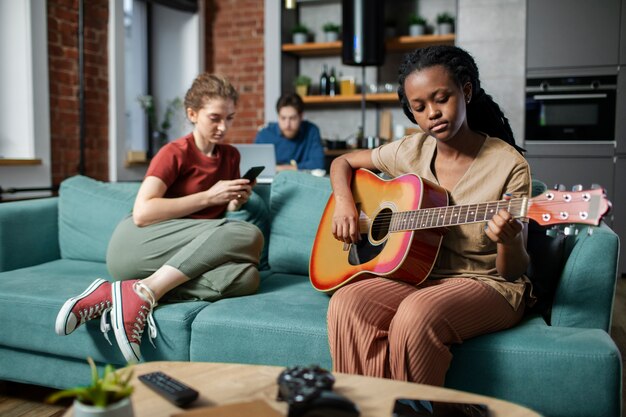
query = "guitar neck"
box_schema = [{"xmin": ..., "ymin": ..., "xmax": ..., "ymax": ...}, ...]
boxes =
[{"xmin": 389, "ymin": 197, "xmax": 528, "ymax": 232}]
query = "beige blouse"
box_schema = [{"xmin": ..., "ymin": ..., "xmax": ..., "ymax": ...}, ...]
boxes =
[{"xmin": 371, "ymin": 133, "xmax": 532, "ymax": 310}]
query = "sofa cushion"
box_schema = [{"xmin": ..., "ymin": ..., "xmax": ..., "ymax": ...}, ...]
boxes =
[
  {"xmin": 59, "ymin": 176, "xmax": 139, "ymax": 262},
  {"xmin": 268, "ymin": 171, "xmax": 332, "ymax": 274},
  {"xmin": 189, "ymin": 273, "xmax": 332, "ymax": 368},
  {"xmin": 0, "ymin": 259, "xmax": 204, "ymax": 365},
  {"xmin": 447, "ymin": 320, "xmax": 621, "ymax": 417}
]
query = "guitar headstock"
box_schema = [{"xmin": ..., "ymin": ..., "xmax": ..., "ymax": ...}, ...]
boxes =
[{"xmin": 527, "ymin": 186, "xmax": 611, "ymax": 227}]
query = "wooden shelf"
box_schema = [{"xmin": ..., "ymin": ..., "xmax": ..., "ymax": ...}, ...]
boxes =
[
  {"xmin": 0, "ymin": 158, "xmax": 42, "ymax": 166},
  {"xmin": 386, "ymin": 34, "xmax": 456, "ymax": 51},
  {"xmin": 282, "ymin": 34, "xmax": 455, "ymax": 56},
  {"xmin": 302, "ymin": 93, "xmax": 398, "ymax": 105}
]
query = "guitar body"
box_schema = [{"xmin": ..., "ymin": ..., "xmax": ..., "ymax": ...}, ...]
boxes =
[{"xmin": 310, "ymin": 169, "xmax": 449, "ymax": 292}]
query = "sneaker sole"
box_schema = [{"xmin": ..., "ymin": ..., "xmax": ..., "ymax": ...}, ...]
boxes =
[
  {"xmin": 54, "ymin": 278, "xmax": 108, "ymax": 336},
  {"xmin": 111, "ymin": 281, "xmax": 142, "ymax": 363}
]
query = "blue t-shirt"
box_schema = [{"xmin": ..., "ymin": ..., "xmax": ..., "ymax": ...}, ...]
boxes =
[{"xmin": 254, "ymin": 120, "xmax": 325, "ymax": 170}]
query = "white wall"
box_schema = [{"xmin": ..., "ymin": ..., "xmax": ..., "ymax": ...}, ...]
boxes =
[
  {"xmin": 0, "ymin": 0, "xmax": 52, "ymax": 196},
  {"xmin": 456, "ymin": 0, "xmax": 526, "ymax": 146}
]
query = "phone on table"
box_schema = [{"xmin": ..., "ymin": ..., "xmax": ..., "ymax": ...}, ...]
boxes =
[
  {"xmin": 392, "ymin": 398, "xmax": 489, "ymax": 417},
  {"xmin": 241, "ymin": 166, "xmax": 265, "ymax": 181}
]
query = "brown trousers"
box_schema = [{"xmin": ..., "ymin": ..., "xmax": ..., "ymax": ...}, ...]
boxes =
[{"xmin": 327, "ymin": 277, "xmax": 525, "ymax": 386}]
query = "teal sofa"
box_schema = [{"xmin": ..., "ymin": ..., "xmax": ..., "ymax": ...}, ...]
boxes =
[{"xmin": 0, "ymin": 172, "xmax": 621, "ymax": 417}]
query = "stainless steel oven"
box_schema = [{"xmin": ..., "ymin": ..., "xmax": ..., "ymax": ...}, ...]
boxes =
[{"xmin": 525, "ymin": 75, "xmax": 617, "ymax": 141}]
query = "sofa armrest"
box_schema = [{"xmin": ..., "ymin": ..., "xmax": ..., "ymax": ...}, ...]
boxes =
[
  {"xmin": 550, "ymin": 222, "xmax": 620, "ymax": 331},
  {"xmin": 0, "ymin": 197, "xmax": 60, "ymax": 272}
]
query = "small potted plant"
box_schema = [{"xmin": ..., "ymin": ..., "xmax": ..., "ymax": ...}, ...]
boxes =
[
  {"xmin": 408, "ymin": 14, "xmax": 427, "ymax": 36},
  {"xmin": 322, "ymin": 22, "xmax": 340, "ymax": 42},
  {"xmin": 294, "ymin": 75, "xmax": 312, "ymax": 97},
  {"xmin": 291, "ymin": 23, "xmax": 309, "ymax": 45},
  {"xmin": 436, "ymin": 12, "xmax": 455, "ymax": 35},
  {"xmin": 47, "ymin": 357, "xmax": 134, "ymax": 417}
]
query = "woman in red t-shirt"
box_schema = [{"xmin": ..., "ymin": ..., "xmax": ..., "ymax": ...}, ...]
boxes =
[{"xmin": 55, "ymin": 74, "xmax": 264, "ymax": 363}]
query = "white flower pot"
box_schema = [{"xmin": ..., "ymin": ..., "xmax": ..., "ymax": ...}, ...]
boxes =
[
  {"xmin": 437, "ymin": 22, "xmax": 453, "ymax": 35},
  {"xmin": 409, "ymin": 24, "xmax": 425, "ymax": 37},
  {"xmin": 292, "ymin": 33, "xmax": 307, "ymax": 44},
  {"xmin": 73, "ymin": 397, "xmax": 134, "ymax": 417},
  {"xmin": 324, "ymin": 31, "xmax": 339, "ymax": 42}
]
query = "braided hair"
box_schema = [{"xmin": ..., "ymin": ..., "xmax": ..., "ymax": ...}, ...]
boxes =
[{"xmin": 397, "ymin": 45, "xmax": 524, "ymax": 153}]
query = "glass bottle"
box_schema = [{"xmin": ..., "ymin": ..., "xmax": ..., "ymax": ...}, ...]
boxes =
[
  {"xmin": 319, "ymin": 64, "xmax": 329, "ymax": 96},
  {"xmin": 329, "ymin": 67, "xmax": 337, "ymax": 96}
]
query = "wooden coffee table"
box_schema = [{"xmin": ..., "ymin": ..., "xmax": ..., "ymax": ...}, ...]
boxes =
[{"xmin": 63, "ymin": 361, "xmax": 541, "ymax": 416}]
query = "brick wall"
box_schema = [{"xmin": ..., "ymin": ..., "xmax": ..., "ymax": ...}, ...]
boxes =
[
  {"xmin": 45, "ymin": 0, "xmax": 264, "ymax": 184},
  {"xmin": 205, "ymin": 0, "xmax": 265, "ymax": 143},
  {"xmin": 48, "ymin": 0, "xmax": 109, "ymax": 184}
]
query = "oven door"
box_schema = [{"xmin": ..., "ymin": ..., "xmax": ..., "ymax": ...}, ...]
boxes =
[{"xmin": 525, "ymin": 91, "xmax": 616, "ymax": 141}]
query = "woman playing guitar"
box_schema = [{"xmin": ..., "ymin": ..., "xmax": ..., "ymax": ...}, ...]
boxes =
[{"xmin": 327, "ymin": 45, "xmax": 531, "ymax": 386}]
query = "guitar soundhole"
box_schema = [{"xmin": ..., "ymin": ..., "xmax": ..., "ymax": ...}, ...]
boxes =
[
  {"xmin": 371, "ymin": 208, "xmax": 392, "ymax": 241},
  {"xmin": 347, "ymin": 208, "xmax": 391, "ymax": 266}
]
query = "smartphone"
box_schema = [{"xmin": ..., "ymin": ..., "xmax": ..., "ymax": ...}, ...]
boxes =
[
  {"xmin": 392, "ymin": 398, "xmax": 489, "ymax": 417},
  {"xmin": 241, "ymin": 166, "xmax": 265, "ymax": 181}
]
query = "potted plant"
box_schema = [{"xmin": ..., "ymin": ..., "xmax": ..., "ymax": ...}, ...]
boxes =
[
  {"xmin": 291, "ymin": 23, "xmax": 309, "ymax": 45},
  {"xmin": 294, "ymin": 75, "xmax": 311, "ymax": 97},
  {"xmin": 408, "ymin": 14, "xmax": 427, "ymax": 36},
  {"xmin": 436, "ymin": 12, "xmax": 455, "ymax": 35},
  {"xmin": 47, "ymin": 357, "xmax": 134, "ymax": 417},
  {"xmin": 322, "ymin": 22, "xmax": 340, "ymax": 42}
]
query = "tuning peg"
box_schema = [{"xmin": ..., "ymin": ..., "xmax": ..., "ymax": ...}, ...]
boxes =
[
  {"xmin": 563, "ymin": 225, "xmax": 578, "ymax": 236},
  {"xmin": 553, "ymin": 184, "xmax": 566, "ymax": 191},
  {"xmin": 591, "ymin": 183, "xmax": 602, "ymax": 190},
  {"xmin": 545, "ymin": 227, "xmax": 559, "ymax": 237},
  {"xmin": 572, "ymin": 184, "xmax": 583, "ymax": 192}
]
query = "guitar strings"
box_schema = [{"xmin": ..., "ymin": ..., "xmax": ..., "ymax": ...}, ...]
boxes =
[{"xmin": 359, "ymin": 197, "xmax": 592, "ymax": 234}]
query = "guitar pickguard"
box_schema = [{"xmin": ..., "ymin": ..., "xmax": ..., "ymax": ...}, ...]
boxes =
[
  {"xmin": 347, "ymin": 206, "xmax": 392, "ymax": 265},
  {"xmin": 348, "ymin": 235, "xmax": 386, "ymax": 265}
]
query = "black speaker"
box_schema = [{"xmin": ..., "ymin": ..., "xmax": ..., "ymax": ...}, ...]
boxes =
[{"xmin": 341, "ymin": 0, "xmax": 385, "ymax": 66}]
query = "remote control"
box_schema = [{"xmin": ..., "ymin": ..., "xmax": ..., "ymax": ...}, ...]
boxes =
[{"xmin": 138, "ymin": 371, "xmax": 199, "ymax": 407}]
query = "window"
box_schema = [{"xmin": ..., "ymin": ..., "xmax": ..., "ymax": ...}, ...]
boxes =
[{"xmin": 110, "ymin": 0, "xmax": 202, "ymax": 181}]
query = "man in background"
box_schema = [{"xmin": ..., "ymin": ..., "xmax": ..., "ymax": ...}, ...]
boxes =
[{"xmin": 255, "ymin": 93, "xmax": 325, "ymax": 171}]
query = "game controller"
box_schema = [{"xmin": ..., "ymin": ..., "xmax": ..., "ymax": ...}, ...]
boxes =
[{"xmin": 277, "ymin": 365, "xmax": 359, "ymax": 417}]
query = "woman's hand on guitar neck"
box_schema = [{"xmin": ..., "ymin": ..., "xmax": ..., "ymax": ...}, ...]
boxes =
[
  {"xmin": 484, "ymin": 208, "xmax": 523, "ymax": 245},
  {"xmin": 332, "ymin": 198, "xmax": 361, "ymax": 244}
]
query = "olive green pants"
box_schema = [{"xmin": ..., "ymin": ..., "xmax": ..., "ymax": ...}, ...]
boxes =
[{"xmin": 106, "ymin": 215, "xmax": 263, "ymax": 302}]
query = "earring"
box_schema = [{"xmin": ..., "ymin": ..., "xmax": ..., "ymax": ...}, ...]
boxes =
[{"xmin": 466, "ymin": 97, "xmax": 471, "ymax": 104}]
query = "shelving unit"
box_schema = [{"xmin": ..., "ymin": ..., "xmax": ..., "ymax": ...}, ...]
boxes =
[
  {"xmin": 281, "ymin": 34, "xmax": 455, "ymax": 57},
  {"xmin": 301, "ymin": 93, "xmax": 398, "ymax": 105},
  {"xmin": 283, "ymin": 34, "xmax": 455, "ymax": 106}
]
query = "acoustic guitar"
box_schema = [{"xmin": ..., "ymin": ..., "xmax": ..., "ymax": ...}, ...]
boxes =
[{"xmin": 309, "ymin": 169, "xmax": 610, "ymax": 293}]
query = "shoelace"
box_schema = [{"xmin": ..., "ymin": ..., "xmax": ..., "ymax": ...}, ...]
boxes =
[
  {"xmin": 131, "ymin": 281, "xmax": 158, "ymax": 348},
  {"xmin": 78, "ymin": 300, "xmax": 111, "ymax": 323}
]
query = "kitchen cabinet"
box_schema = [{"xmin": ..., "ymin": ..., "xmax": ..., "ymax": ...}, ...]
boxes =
[{"xmin": 527, "ymin": 0, "xmax": 621, "ymax": 70}]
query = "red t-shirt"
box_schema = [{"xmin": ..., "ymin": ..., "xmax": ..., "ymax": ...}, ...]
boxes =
[{"xmin": 146, "ymin": 134, "xmax": 241, "ymax": 219}]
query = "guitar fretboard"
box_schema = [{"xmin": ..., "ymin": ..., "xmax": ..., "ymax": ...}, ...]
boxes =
[{"xmin": 389, "ymin": 197, "xmax": 528, "ymax": 232}]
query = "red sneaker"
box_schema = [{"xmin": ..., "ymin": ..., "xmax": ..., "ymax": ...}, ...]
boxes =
[
  {"xmin": 111, "ymin": 280, "xmax": 157, "ymax": 363},
  {"xmin": 55, "ymin": 279, "xmax": 112, "ymax": 336}
]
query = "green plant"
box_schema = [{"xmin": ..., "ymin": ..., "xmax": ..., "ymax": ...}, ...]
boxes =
[
  {"xmin": 291, "ymin": 23, "xmax": 309, "ymax": 34},
  {"xmin": 294, "ymin": 75, "xmax": 312, "ymax": 87},
  {"xmin": 322, "ymin": 22, "xmax": 340, "ymax": 33},
  {"xmin": 137, "ymin": 95, "xmax": 182, "ymax": 146},
  {"xmin": 436, "ymin": 12, "xmax": 455, "ymax": 24},
  {"xmin": 46, "ymin": 357, "xmax": 134, "ymax": 408},
  {"xmin": 408, "ymin": 14, "xmax": 427, "ymax": 26}
]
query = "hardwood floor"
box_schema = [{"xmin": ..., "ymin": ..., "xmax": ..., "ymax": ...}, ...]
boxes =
[
  {"xmin": 0, "ymin": 381, "xmax": 68, "ymax": 417},
  {"xmin": 1, "ymin": 278, "xmax": 625, "ymax": 415}
]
